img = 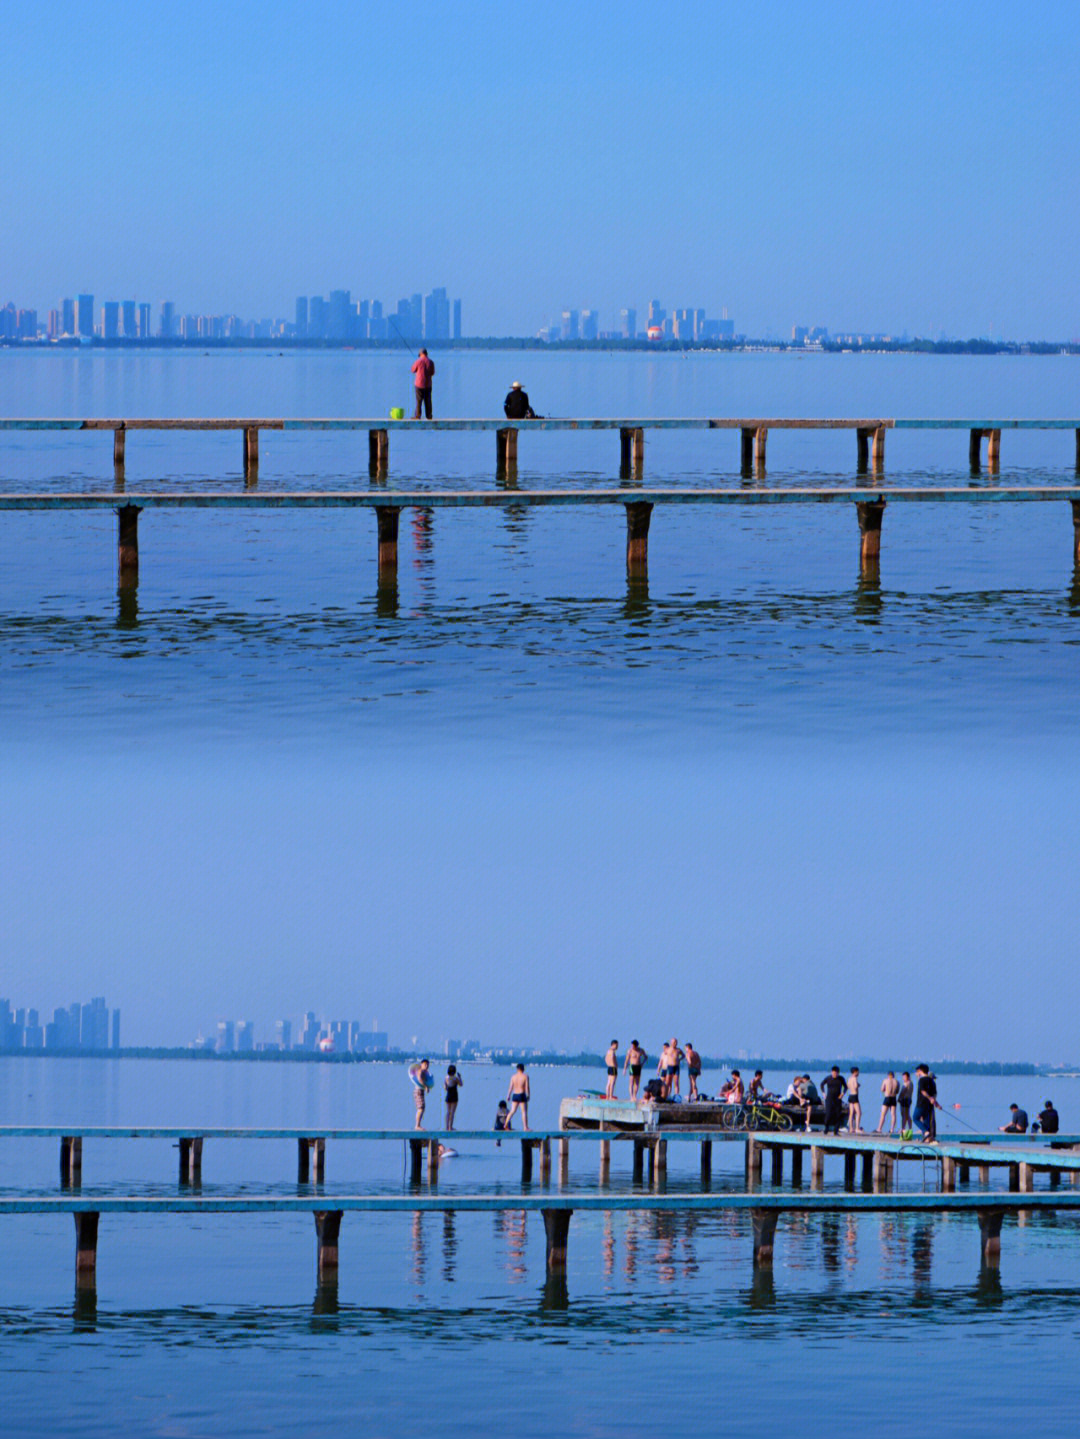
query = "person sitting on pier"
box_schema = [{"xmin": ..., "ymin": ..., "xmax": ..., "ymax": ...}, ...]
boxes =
[
  {"xmin": 503, "ymin": 381, "xmax": 536, "ymax": 419},
  {"xmin": 1033, "ymin": 1100, "xmax": 1059, "ymax": 1134},
  {"xmin": 494, "ymin": 1099, "xmax": 510, "ymax": 1146},
  {"xmin": 624, "ymin": 1039, "xmax": 647, "ymax": 1101},
  {"xmin": 604, "ymin": 1040, "xmax": 619, "ymax": 1099},
  {"xmin": 1000, "ymin": 1103, "xmax": 1029, "ymax": 1134},
  {"xmin": 748, "ymin": 1069, "xmax": 768, "ymax": 1102}
]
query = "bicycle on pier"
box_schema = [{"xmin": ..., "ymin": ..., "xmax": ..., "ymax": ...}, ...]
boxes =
[{"xmin": 719, "ymin": 1101, "xmax": 795, "ymax": 1132}]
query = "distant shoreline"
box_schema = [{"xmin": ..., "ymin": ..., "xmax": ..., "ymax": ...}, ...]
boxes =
[
  {"xmin": 0, "ymin": 1048, "xmax": 1069, "ymax": 1077},
  {"xmin": 1, "ymin": 337, "xmax": 1077, "ymax": 357}
]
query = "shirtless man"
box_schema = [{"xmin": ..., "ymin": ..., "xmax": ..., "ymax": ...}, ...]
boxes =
[
  {"xmin": 668, "ymin": 1039, "xmax": 683, "ymax": 1098},
  {"xmin": 624, "ymin": 1039, "xmax": 646, "ymax": 1100},
  {"xmin": 846, "ymin": 1067, "xmax": 862, "ymax": 1133},
  {"xmin": 604, "ymin": 1040, "xmax": 619, "ymax": 1099},
  {"xmin": 506, "ymin": 1063, "xmax": 530, "ymax": 1130},
  {"xmin": 657, "ymin": 1041, "xmax": 672, "ymax": 1098},
  {"xmin": 876, "ymin": 1071, "xmax": 900, "ymax": 1134},
  {"xmin": 684, "ymin": 1043, "xmax": 702, "ymax": 1101}
]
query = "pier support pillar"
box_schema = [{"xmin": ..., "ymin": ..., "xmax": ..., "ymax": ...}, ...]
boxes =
[
  {"xmin": 558, "ymin": 1137, "xmax": 570, "ymax": 1185},
  {"xmin": 857, "ymin": 427, "xmax": 870, "ymax": 472},
  {"xmin": 656, "ymin": 1139, "xmax": 667, "ymax": 1180},
  {"xmin": 632, "ymin": 1139, "xmax": 645, "ymax": 1183},
  {"xmin": 790, "ymin": 1146, "xmax": 803, "ymax": 1187},
  {"xmin": 520, "ymin": 1139, "xmax": 534, "ymax": 1183},
  {"xmin": 979, "ymin": 1164, "xmax": 991, "ymax": 1185},
  {"xmin": 427, "ymin": 1139, "xmax": 440, "ymax": 1182},
  {"xmin": 843, "ymin": 1152, "xmax": 857, "ymax": 1191},
  {"xmin": 941, "ymin": 1156, "xmax": 956, "ymax": 1192},
  {"xmin": 599, "ymin": 1138, "xmax": 611, "ymax": 1184},
  {"xmin": 771, "ymin": 1146, "xmax": 784, "ymax": 1186},
  {"xmin": 369, "ymin": 428, "xmax": 389, "ymax": 475},
  {"xmin": 857, "ymin": 426, "xmax": 886, "ymax": 473},
  {"xmin": 810, "ymin": 1145, "xmax": 825, "ymax": 1187},
  {"xmin": 179, "ymin": 1137, "xmax": 204, "ymax": 1185},
  {"xmin": 872, "ymin": 1150, "xmax": 888, "ymax": 1191},
  {"xmin": 1071, "ymin": 501, "xmax": 1080, "ymax": 566},
  {"xmin": 986, "ymin": 428, "xmax": 1001, "ymax": 470},
  {"xmin": 856, "ymin": 499, "xmax": 885, "ymax": 570},
  {"xmin": 375, "ymin": 505, "xmax": 400, "ymax": 578},
  {"xmin": 861, "ymin": 1152, "xmax": 873, "ymax": 1190},
  {"xmin": 1049, "ymin": 1167, "xmax": 1061, "ymax": 1189},
  {"xmin": 1008, "ymin": 1163, "xmax": 1020, "ymax": 1192},
  {"xmin": 746, "ymin": 1136, "xmax": 764, "ymax": 1180},
  {"xmin": 74, "ymin": 1211, "xmax": 99, "ymax": 1281},
  {"xmin": 113, "ymin": 426, "xmax": 126, "ymax": 477},
  {"xmin": 496, "ymin": 427, "xmax": 518, "ymax": 471},
  {"xmin": 969, "ymin": 428, "xmax": 984, "ymax": 469},
  {"xmin": 542, "ymin": 1209, "xmax": 571, "ymax": 1273},
  {"xmin": 60, "ymin": 1136, "xmax": 83, "ymax": 1189},
  {"xmin": 751, "ymin": 1209, "xmax": 778, "ymax": 1267},
  {"xmin": 314, "ymin": 1210, "xmax": 342, "ymax": 1275},
  {"xmin": 978, "ymin": 1209, "xmax": 1004, "ymax": 1266},
  {"xmin": 243, "ymin": 426, "xmax": 259, "ymax": 483},
  {"xmin": 117, "ymin": 504, "xmax": 140, "ymax": 581},
  {"xmin": 620, "ymin": 427, "xmax": 645, "ymax": 476},
  {"xmin": 872, "ymin": 425, "xmax": 886, "ymax": 469},
  {"xmin": 959, "ymin": 1162, "xmax": 971, "ymax": 1185},
  {"xmin": 625, "ymin": 501, "xmax": 653, "ymax": 577},
  {"xmin": 700, "ymin": 1140, "xmax": 712, "ymax": 1184},
  {"xmin": 1075, "ymin": 429, "xmax": 1080, "ymax": 473},
  {"xmin": 409, "ymin": 1138, "xmax": 424, "ymax": 1183},
  {"xmin": 539, "ymin": 1138, "xmax": 552, "ymax": 1182},
  {"xmin": 1018, "ymin": 1162, "xmax": 1034, "ymax": 1193},
  {"xmin": 298, "ymin": 1138, "xmax": 326, "ymax": 1184}
]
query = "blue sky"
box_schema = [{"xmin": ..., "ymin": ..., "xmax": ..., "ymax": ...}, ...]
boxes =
[{"xmin": 3, "ymin": 2, "xmax": 1080, "ymax": 338}]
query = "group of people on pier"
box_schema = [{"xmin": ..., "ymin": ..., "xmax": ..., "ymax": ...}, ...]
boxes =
[{"xmin": 409, "ymin": 1057, "xmax": 532, "ymax": 1132}]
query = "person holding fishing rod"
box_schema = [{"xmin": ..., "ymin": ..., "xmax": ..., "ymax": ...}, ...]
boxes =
[{"xmin": 411, "ymin": 346, "xmax": 435, "ymax": 419}]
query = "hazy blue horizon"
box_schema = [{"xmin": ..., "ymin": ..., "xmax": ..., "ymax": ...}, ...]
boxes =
[{"xmin": 4, "ymin": 3, "xmax": 1080, "ymax": 339}]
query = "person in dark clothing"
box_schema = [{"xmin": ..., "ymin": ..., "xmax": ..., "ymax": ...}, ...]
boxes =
[
  {"xmin": 503, "ymin": 381, "xmax": 535, "ymax": 419},
  {"xmin": 821, "ymin": 1065, "xmax": 846, "ymax": 1135},
  {"xmin": 1000, "ymin": 1103, "xmax": 1029, "ymax": 1133},
  {"xmin": 914, "ymin": 1065, "xmax": 940, "ymax": 1139},
  {"xmin": 1034, "ymin": 1100, "xmax": 1059, "ymax": 1134}
]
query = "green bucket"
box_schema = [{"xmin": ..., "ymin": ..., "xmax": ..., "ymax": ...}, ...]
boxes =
[{"xmin": 389, "ymin": 407, "xmax": 404, "ymax": 420}]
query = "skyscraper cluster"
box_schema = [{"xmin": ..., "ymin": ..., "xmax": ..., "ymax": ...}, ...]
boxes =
[
  {"xmin": 1, "ymin": 996, "xmax": 120, "ymax": 1051},
  {"xmin": 294, "ymin": 287, "xmax": 461, "ymax": 343},
  {"xmin": 199, "ymin": 1012, "xmax": 389, "ymax": 1054},
  {"xmin": 539, "ymin": 300, "xmax": 737, "ymax": 343}
]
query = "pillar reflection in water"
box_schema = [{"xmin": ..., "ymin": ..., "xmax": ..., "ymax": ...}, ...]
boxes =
[
  {"xmin": 376, "ymin": 577, "xmax": 399, "ymax": 620},
  {"xmin": 410, "ymin": 1211, "xmax": 426, "ymax": 1288},
  {"xmin": 72, "ymin": 1283, "xmax": 97, "ymax": 1333},
  {"xmin": 912, "ymin": 1219, "xmax": 933, "ymax": 1297},
  {"xmin": 312, "ymin": 1279, "xmax": 340, "ymax": 1319},
  {"xmin": 442, "ymin": 1211, "xmax": 457, "ymax": 1283}
]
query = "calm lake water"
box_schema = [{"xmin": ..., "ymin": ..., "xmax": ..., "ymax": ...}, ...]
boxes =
[{"xmin": 3, "ymin": 349, "xmax": 1080, "ymax": 1436}]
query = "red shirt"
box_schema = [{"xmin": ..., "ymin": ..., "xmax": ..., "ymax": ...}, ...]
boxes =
[{"xmin": 411, "ymin": 355, "xmax": 434, "ymax": 388}]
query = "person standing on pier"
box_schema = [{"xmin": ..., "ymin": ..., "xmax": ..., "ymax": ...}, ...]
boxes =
[
  {"xmin": 624, "ymin": 1039, "xmax": 646, "ymax": 1100},
  {"xmin": 410, "ymin": 1058, "xmax": 432, "ymax": 1129},
  {"xmin": 604, "ymin": 1040, "xmax": 619, "ymax": 1099},
  {"xmin": 444, "ymin": 1064, "xmax": 463, "ymax": 1130},
  {"xmin": 668, "ymin": 1039, "xmax": 683, "ymax": 1097},
  {"xmin": 898, "ymin": 1072, "xmax": 914, "ymax": 1134},
  {"xmin": 821, "ymin": 1065, "xmax": 846, "ymax": 1135},
  {"xmin": 875, "ymin": 1071, "xmax": 900, "ymax": 1134},
  {"xmin": 506, "ymin": 1063, "xmax": 530, "ymax": 1129},
  {"xmin": 685, "ymin": 1043, "xmax": 702, "ymax": 1101},
  {"xmin": 411, "ymin": 347, "xmax": 435, "ymax": 419},
  {"xmin": 845, "ymin": 1068, "xmax": 862, "ymax": 1133},
  {"xmin": 913, "ymin": 1064, "xmax": 940, "ymax": 1140}
]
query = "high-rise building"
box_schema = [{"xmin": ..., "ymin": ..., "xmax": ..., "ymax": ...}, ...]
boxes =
[
  {"xmin": 620, "ymin": 308, "xmax": 637, "ymax": 339},
  {"xmin": 561, "ymin": 309, "xmax": 580, "ymax": 341},
  {"xmin": 295, "ymin": 297, "xmax": 308, "ymax": 338},
  {"xmin": 424, "ymin": 287, "xmax": 450, "ymax": 342},
  {"xmin": 308, "ymin": 296, "xmax": 328, "ymax": 338},
  {"xmin": 368, "ymin": 300, "xmax": 386, "ymax": 341},
  {"xmin": 120, "ymin": 300, "xmax": 137, "ymax": 339},
  {"xmin": 61, "ymin": 298, "xmax": 75, "ymax": 335},
  {"xmin": 647, "ymin": 300, "xmax": 665, "ymax": 328},
  {"xmin": 75, "ymin": 295, "xmax": 94, "ymax": 338},
  {"xmin": 581, "ymin": 309, "xmax": 598, "ymax": 341},
  {"xmin": 101, "ymin": 302, "xmax": 119, "ymax": 340},
  {"xmin": 275, "ymin": 1018, "xmax": 292, "ymax": 1050},
  {"xmin": 159, "ymin": 301, "xmax": 176, "ymax": 339},
  {"xmin": 328, "ymin": 290, "xmax": 351, "ymax": 340},
  {"xmin": 236, "ymin": 1020, "xmax": 254, "ymax": 1052},
  {"xmin": 111, "ymin": 1008, "xmax": 120, "ymax": 1049},
  {"xmin": 216, "ymin": 1020, "xmax": 235, "ymax": 1053},
  {"xmin": 453, "ymin": 298, "xmax": 462, "ymax": 340},
  {"xmin": 355, "ymin": 299, "xmax": 369, "ymax": 340}
]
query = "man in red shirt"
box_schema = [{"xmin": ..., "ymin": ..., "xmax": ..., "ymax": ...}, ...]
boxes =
[{"xmin": 411, "ymin": 347, "xmax": 435, "ymax": 419}]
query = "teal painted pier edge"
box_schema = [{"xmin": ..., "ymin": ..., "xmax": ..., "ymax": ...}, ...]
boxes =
[{"xmin": 10, "ymin": 1190, "xmax": 1080, "ymax": 1289}]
